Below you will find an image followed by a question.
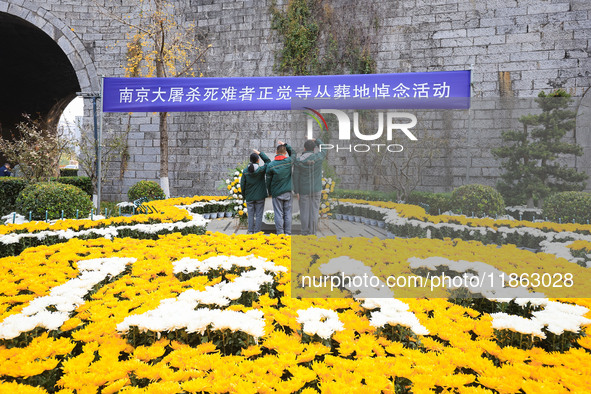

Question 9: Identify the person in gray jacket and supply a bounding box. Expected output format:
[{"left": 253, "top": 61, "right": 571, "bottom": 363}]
[{"left": 293, "top": 138, "right": 326, "bottom": 235}]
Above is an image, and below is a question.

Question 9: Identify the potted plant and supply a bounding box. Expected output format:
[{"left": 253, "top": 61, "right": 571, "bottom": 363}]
[
  {"left": 263, "top": 210, "right": 274, "bottom": 224},
  {"left": 370, "top": 210, "right": 378, "bottom": 226},
  {"left": 216, "top": 204, "right": 225, "bottom": 218},
  {"left": 201, "top": 204, "right": 211, "bottom": 220},
  {"left": 354, "top": 206, "right": 363, "bottom": 223},
  {"left": 362, "top": 208, "right": 371, "bottom": 225},
  {"left": 225, "top": 203, "right": 234, "bottom": 217},
  {"left": 343, "top": 205, "right": 353, "bottom": 221},
  {"left": 349, "top": 206, "right": 356, "bottom": 222},
  {"left": 334, "top": 205, "right": 343, "bottom": 220}
]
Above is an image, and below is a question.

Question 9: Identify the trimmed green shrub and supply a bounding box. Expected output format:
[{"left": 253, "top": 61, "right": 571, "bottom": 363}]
[
  {"left": 450, "top": 184, "right": 505, "bottom": 217},
  {"left": 407, "top": 191, "right": 452, "bottom": 214},
  {"left": 60, "top": 168, "right": 78, "bottom": 177},
  {"left": 543, "top": 191, "right": 591, "bottom": 224},
  {"left": 55, "top": 176, "right": 93, "bottom": 196},
  {"left": 16, "top": 182, "right": 93, "bottom": 220},
  {"left": 333, "top": 189, "right": 397, "bottom": 202},
  {"left": 128, "top": 180, "right": 166, "bottom": 202},
  {"left": 0, "top": 177, "right": 29, "bottom": 216}
]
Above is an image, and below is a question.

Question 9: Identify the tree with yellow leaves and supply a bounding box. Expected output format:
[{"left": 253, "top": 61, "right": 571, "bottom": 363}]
[{"left": 97, "top": 0, "right": 210, "bottom": 197}]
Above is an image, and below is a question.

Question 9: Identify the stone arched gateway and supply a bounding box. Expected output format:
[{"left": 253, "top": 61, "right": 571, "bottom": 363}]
[{"left": 0, "top": 1, "right": 98, "bottom": 139}]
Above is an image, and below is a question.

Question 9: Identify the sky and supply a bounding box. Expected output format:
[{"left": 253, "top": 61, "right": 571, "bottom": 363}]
[{"left": 61, "top": 96, "right": 84, "bottom": 124}]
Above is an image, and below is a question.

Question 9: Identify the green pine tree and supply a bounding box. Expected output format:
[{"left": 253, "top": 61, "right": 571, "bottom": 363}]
[{"left": 492, "top": 89, "right": 587, "bottom": 207}]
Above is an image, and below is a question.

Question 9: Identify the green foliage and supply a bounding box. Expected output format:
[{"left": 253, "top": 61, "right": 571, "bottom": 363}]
[
  {"left": 55, "top": 176, "right": 93, "bottom": 197},
  {"left": 0, "top": 177, "right": 91, "bottom": 217},
  {"left": 493, "top": 89, "right": 587, "bottom": 206},
  {"left": 16, "top": 182, "right": 93, "bottom": 220},
  {"left": 269, "top": 0, "right": 376, "bottom": 76},
  {"left": 0, "top": 177, "right": 29, "bottom": 216},
  {"left": 270, "top": 0, "right": 319, "bottom": 75},
  {"left": 406, "top": 191, "right": 452, "bottom": 214},
  {"left": 127, "top": 180, "right": 166, "bottom": 202},
  {"left": 333, "top": 188, "right": 397, "bottom": 202},
  {"left": 60, "top": 168, "right": 78, "bottom": 177},
  {"left": 543, "top": 191, "right": 591, "bottom": 224},
  {"left": 450, "top": 184, "right": 505, "bottom": 217},
  {"left": 100, "top": 201, "right": 127, "bottom": 217}
]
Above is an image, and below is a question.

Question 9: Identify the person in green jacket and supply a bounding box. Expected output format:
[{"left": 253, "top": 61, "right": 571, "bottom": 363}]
[
  {"left": 240, "top": 149, "right": 271, "bottom": 234},
  {"left": 293, "top": 138, "right": 326, "bottom": 235},
  {"left": 265, "top": 140, "right": 294, "bottom": 235}
]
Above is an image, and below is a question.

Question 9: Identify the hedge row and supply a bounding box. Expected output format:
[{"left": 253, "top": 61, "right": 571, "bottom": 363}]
[
  {"left": 543, "top": 191, "right": 591, "bottom": 225},
  {"left": 333, "top": 187, "right": 591, "bottom": 224},
  {"left": 333, "top": 189, "right": 397, "bottom": 202},
  {"left": 60, "top": 168, "right": 78, "bottom": 177},
  {"left": 0, "top": 178, "right": 28, "bottom": 216},
  {"left": 406, "top": 191, "right": 452, "bottom": 214},
  {"left": 0, "top": 177, "right": 92, "bottom": 217},
  {"left": 55, "top": 176, "right": 93, "bottom": 196},
  {"left": 16, "top": 182, "right": 93, "bottom": 221}
]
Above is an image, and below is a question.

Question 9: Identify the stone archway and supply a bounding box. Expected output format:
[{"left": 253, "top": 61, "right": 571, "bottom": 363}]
[{"left": 0, "top": 2, "right": 98, "bottom": 142}]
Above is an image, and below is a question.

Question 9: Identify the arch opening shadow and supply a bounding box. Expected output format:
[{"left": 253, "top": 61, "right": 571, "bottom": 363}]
[{"left": 0, "top": 12, "right": 80, "bottom": 143}]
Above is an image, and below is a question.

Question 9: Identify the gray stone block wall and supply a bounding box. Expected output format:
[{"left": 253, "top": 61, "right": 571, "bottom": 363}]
[{"left": 2, "top": 0, "right": 590, "bottom": 199}]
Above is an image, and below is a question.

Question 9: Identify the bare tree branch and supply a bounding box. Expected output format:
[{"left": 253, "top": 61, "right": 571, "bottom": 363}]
[{"left": 91, "top": 0, "right": 154, "bottom": 37}]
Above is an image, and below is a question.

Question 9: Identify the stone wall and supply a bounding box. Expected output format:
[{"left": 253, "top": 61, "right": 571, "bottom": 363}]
[{"left": 2, "top": 0, "right": 589, "bottom": 199}]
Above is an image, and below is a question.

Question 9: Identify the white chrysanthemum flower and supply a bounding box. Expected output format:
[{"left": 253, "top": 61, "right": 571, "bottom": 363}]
[{"left": 297, "top": 307, "right": 344, "bottom": 340}]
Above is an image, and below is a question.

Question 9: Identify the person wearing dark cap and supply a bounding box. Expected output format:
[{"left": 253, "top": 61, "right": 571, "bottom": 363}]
[
  {"left": 240, "top": 149, "right": 271, "bottom": 234},
  {"left": 266, "top": 140, "right": 295, "bottom": 235}
]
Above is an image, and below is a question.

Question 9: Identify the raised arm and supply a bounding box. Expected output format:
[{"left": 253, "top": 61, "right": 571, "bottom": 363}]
[{"left": 258, "top": 151, "right": 271, "bottom": 164}]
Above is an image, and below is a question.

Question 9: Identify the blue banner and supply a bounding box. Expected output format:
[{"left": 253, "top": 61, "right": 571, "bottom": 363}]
[{"left": 103, "top": 71, "right": 470, "bottom": 112}]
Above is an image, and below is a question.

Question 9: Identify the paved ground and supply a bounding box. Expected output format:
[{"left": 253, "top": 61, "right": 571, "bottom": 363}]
[
  {"left": 206, "top": 197, "right": 387, "bottom": 238},
  {"left": 206, "top": 216, "right": 388, "bottom": 238}
]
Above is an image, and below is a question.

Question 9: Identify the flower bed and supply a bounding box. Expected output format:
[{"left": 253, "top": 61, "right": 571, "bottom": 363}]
[
  {"left": 2, "top": 193, "right": 591, "bottom": 393},
  {"left": 0, "top": 196, "right": 228, "bottom": 258},
  {"left": 568, "top": 240, "right": 591, "bottom": 267},
  {"left": 339, "top": 199, "right": 591, "bottom": 236},
  {"left": 1, "top": 232, "right": 591, "bottom": 393},
  {"left": 337, "top": 199, "right": 591, "bottom": 265}
]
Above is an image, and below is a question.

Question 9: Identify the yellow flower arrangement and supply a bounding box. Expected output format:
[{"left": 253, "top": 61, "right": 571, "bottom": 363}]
[
  {"left": 0, "top": 232, "right": 590, "bottom": 393},
  {"left": 340, "top": 198, "right": 591, "bottom": 235},
  {"left": 0, "top": 196, "right": 227, "bottom": 236},
  {"left": 568, "top": 240, "right": 591, "bottom": 253}
]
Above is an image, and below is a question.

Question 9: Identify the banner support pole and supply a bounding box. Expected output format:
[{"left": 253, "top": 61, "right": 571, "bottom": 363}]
[
  {"left": 465, "top": 64, "right": 474, "bottom": 184},
  {"left": 98, "top": 76, "right": 104, "bottom": 210}
]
